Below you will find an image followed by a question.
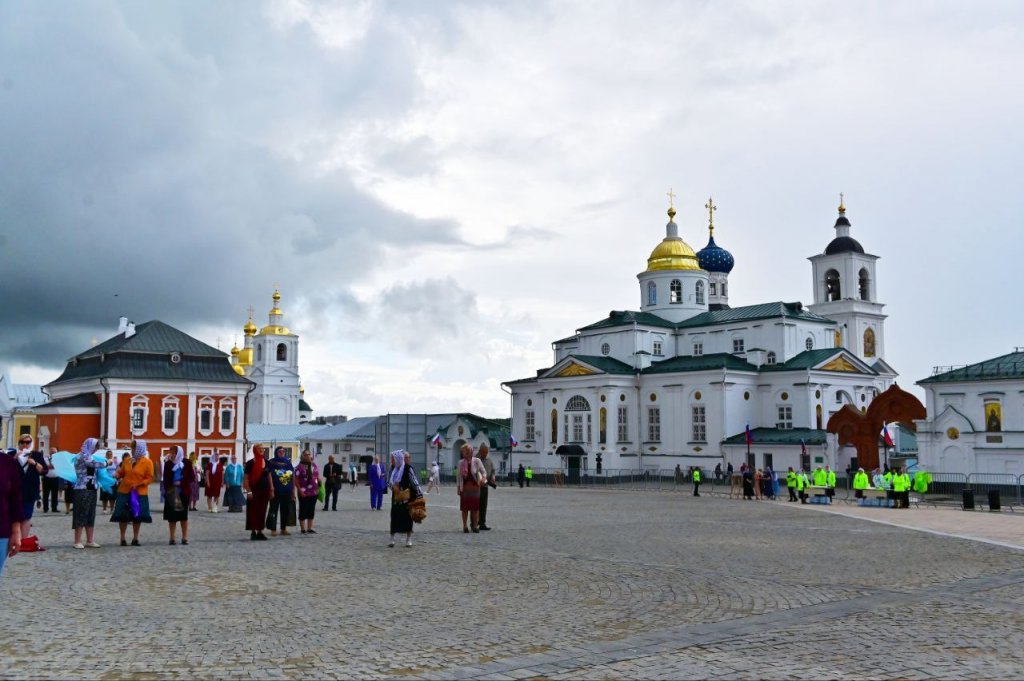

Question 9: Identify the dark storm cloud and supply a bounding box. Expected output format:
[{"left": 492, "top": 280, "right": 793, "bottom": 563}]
[{"left": 0, "top": 1, "right": 463, "bottom": 369}]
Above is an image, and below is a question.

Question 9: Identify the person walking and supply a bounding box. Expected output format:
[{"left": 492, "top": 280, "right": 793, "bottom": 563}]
[
  {"left": 72, "top": 438, "right": 103, "bottom": 549},
  {"left": 426, "top": 461, "right": 441, "bottom": 494},
  {"left": 477, "top": 444, "right": 496, "bottom": 530},
  {"left": 205, "top": 455, "right": 225, "bottom": 513},
  {"left": 692, "top": 466, "right": 702, "bottom": 497},
  {"left": 388, "top": 450, "right": 422, "bottom": 548},
  {"left": 1, "top": 449, "right": 24, "bottom": 578},
  {"left": 786, "top": 467, "right": 798, "bottom": 502},
  {"left": 825, "top": 465, "right": 837, "bottom": 501},
  {"left": 349, "top": 461, "right": 358, "bottom": 489},
  {"left": 368, "top": 455, "right": 386, "bottom": 511},
  {"left": 322, "top": 455, "right": 342, "bottom": 511},
  {"left": 266, "top": 447, "right": 296, "bottom": 537},
  {"left": 457, "top": 444, "right": 486, "bottom": 533},
  {"left": 524, "top": 465, "right": 533, "bottom": 487},
  {"left": 516, "top": 463, "right": 525, "bottom": 489},
  {"left": 162, "top": 447, "right": 194, "bottom": 545},
  {"left": 294, "top": 450, "right": 320, "bottom": 534},
  {"left": 244, "top": 445, "right": 273, "bottom": 541},
  {"left": 798, "top": 469, "right": 810, "bottom": 504},
  {"left": 741, "top": 466, "right": 754, "bottom": 500},
  {"left": 15, "top": 436, "right": 47, "bottom": 551},
  {"left": 188, "top": 452, "right": 201, "bottom": 510},
  {"left": 110, "top": 440, "right": 154, "bottom": 547},
  {"left": 222, "top": 453, "right": 246, "bottom": 513},
  {"left": 42, "top": 448, "right": 60, "bottom": 513}
]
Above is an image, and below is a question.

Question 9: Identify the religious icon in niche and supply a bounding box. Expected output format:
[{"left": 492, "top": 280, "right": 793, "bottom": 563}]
[
  {"left": 984, "top": 402, "right": 1002, "bottom": 432},
  {"left": 863, "top": 328, "right": 876, "bottom": 358}
]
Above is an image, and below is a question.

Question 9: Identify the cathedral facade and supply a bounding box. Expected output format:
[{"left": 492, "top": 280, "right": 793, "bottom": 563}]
[{"left": 504, "top": 197, "right": 896, "bottom": 475}]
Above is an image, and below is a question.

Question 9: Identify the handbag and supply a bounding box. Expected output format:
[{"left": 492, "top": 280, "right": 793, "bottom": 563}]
[
  {"left": 408, "top": 496, "right": 426, "bottom": 523},
  {"left": 393, "top": 488, "right": 410, "bottom": 503}
]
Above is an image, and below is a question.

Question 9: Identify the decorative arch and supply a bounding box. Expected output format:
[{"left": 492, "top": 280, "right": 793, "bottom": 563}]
[
  {"left": 695, "top": 280, "right": 705, "bottom": 304},
  {"left": 276, "top": 342, "right": 287, "bottom": 361},
  {"left": 566, "top": 395, "right": 591, "bottom": 411},
  {"left": 825, "top": 269, "right": 841, "bottom": 301},
  {"left": 826, "top": 383, "right": 925, "bottom": 470},
  {"left": 859, "top": 268, "right": 871, "bottom": 301}
]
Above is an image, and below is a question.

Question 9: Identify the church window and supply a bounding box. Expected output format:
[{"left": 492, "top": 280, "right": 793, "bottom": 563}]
[
  {"left": 863, "top": 328, "right": 876, "bottom": 357},
  {"left": 691, "top": 406, "right": 706, "bottom": 442},
  {"left": 693, "top": 341, "right": 703, "bottom": 356},
  {"left": 220, "top": 409, "right": 232, "bottom": 431},
  {"left": 550, "top": 410, "right": 557, "bottom": 444},
  {"left": 647, "top": 407, "right": 661, "bottom": 442},
  {"left": 653, "top": 341, "right": 663, "bottom": 356},
  {"left": 599, "top": 407, "right": 607, "bottom": 444},
  {"left": 647, "top": 282, "right": 657, "bottom": 305},
  {"left": 161, "top": 396, "right": 179, "bottom": 435},
  {"left": 617, "top": 406, "right": 629, "bottom": 441},
  {"left": 276, "top": 343, "right": 287, "bottom": 362},
  {"left": 732, "top": 338, "right": 745, "bottom": 353},
  {"left": 816, "top": 404, "right": 823, "bottom": 429},
  {"left": 256, "top": 344, "right": 262, "bottom": 362},
  {"left": 825, "top": 269, "right": 841, "bottom": 301},
  {"left": 776, "top": 405, "right": 793, "bottom": 430},
  {"left": 766, "top": 351, "right": 777, "bottom": 365},
  {"left": 131, "top": 408, "right": 145, "bottom": 431},
  {"left": 130, "top": 395, "right": 149, "bottom": 434},
  {"left": 570, "top": 415, "right": 584, "bottom": 442},
  {"left": 566, "top": 395, "right": 591, "bottom": 411},
  {"left": 709, "top": 282, "right": 717, "bottom": 296},
  {"left": 670, "top": 279, "right": 682, "bottom": 304},
  {"left": 601, "top": 343, "right": 610, "bottom": 356},
  {"left": 200, "top": 409, "right": 212, "bottom": 432},
  {"left": 859, "top": 268, "right": 870, "bottom": 301},
  {"left": 695, "top": 281, "right": 704, "bottom": 305},
  {"left": 805, "top": 337, "right": 814, "bottom": 351},
  {"left": 525, "top": 410, "right": 535, "bottom": 440},
  {"left": 721, "top": 282, "right": 727, "bottom": 296}
]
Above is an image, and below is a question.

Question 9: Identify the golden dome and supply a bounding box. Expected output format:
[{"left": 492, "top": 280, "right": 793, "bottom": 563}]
[
  {"left": 230, "top": 345, "right": 240, "bottom": 357},
  {"left": 272, "top": 289, "right": 281, "bottom": 302},
  {"left": 243, "top": 319, "right": 257, "bottom": 335},
  {"left": 232, "top": 364, "right": 245, "bottom": 376},
  {"left": 646, "top": 238, "right": 700, "bottom": 271},
  {"left": 259, "top": 324, "right": 292, "bottom": 336}
]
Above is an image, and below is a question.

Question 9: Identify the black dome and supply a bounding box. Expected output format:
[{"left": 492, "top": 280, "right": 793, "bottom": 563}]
[{"left": 824, "top": 235, "right": 864, "bottom": 255}]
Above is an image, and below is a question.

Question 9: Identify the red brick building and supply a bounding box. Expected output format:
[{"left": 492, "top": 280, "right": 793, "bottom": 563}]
[{"left": 36, "top": 320, "right": 254, "bottom": 466}]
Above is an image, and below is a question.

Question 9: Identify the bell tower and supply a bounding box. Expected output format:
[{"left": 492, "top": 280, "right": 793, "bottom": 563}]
[{"left": 246, "top": 289, "right": 302, "bottom": 424}]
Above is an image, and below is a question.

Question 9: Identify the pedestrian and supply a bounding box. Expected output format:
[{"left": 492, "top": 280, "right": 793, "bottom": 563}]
[
  {"left": 516, "top": 463, "right": 525, "bottom": 489},
  {"left": 754, "top": 468, "right": 763, "bottom": 500},
  {"left": 71, "top": 438, "right": 103, "bottom": 549},
  {"left": 188, "top": 452, "right": 201, "bottom": 510},
  {"left": 798, "top": 469, "right": 810, "bottom": 504},
  {"left": 99, "top": 450, "right": 116, "bottom": 513},
  {"left": 162, "top": 446, "right": 194, "bottom": 545},
  {"left": 726, "top": 462, "right": 734, "bottom": 478},
  {"left": 349, "top": 461, "right": 358, "bottom": 489},
  {"left": 244, "top": 445, "right": 273, "bottom": 541},
  {"left": 714, "top": 462, "right": 722, "bottom": 481},
  {"left": 15, "top": 436, "right": 47, "bottom": 551},
  {"left": 294, "top": 450, "right": 320, "bottom": 534},
  {"left": 388, "top": 450, "right": 422, "bottom": 548},
  {"left": 322, "top": 455, "right": 342, "bottom": 511},
  {"left": 674, "top": 464, "right": 682, "bottom": 485},
  {"left": 457, "top": 444, "right": 486, "bottom": 533},
  {"left": 266, "top": 447, "right": 296, "bottom": 537},
  {"left": 205, "top": 455, "right": 225, "bottom": 513},
  {"left": 110, "top": 440, "right": 154, "bottom": 547},
  {"left": 852, "top": 467, "right": 869, "bottom": 499},
  {"left": 223, "top": 453, "right": 246, "bottom": 512},
  {"left": 1, "top": 449, "right": 24, "bottom": 578},
  {"left": 426, "top": 460, "right": 441, "bottom": 494},
  {"left": 825, "top": 465, "right": 837, "bottom": 501},
  {"left": 769, "top": 467, "right": 779, "bottom": 500},
  {"left": 741, "top": 466, "right": 754, "bottom": 500},
  {"left": 367, "top": 455, "right": 385, "bottom": 511},
  {"left": 477, "top": 444, "right": 496, "bottom": 530},
  {"left": 692, "top": 466, "right": 701, "bottom": 497},
  {"left": 524, "top": 465, "right": 532, "bottom": 487},
  {"left": 786, "top": 467, "right": 798, "bottom": 502},
  {"left": 42, "top": 448, "right": 60, "bottom": 513}
]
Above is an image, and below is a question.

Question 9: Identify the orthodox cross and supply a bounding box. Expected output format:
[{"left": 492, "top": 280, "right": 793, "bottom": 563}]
[
  {"left": 666, "top": 188, "right": 676, "bottom": 209},
  {"left": 705, "top": 196, "right": 717, "bottom": 234},
  {"left": 247, "top": 305, "right": 255, "bottom": 321}
]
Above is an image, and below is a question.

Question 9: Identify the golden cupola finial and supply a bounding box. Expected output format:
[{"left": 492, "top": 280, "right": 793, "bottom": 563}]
[
  {"left": 645, "top": 192, "right": 700, "bottom": 272},
  {"left": 243, "top": 306, "right": 257, "bottom": 336},
  {"left": 838, "top": 192, "right": 846, "bottom": 214}
]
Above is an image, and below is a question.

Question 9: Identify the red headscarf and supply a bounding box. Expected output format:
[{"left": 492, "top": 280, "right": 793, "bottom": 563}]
[{"left": 249, "top": 444, "right": 265, "bottom": 486}]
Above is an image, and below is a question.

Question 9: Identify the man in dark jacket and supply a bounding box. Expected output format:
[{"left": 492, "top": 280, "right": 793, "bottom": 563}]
[{"left": 322, "top": 456, "right": 343, "bottom": 511}]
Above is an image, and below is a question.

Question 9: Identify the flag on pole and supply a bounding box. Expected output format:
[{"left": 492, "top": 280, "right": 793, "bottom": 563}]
[
  {"left": 510, "top": 435, "right": 519, "bottom": 447},
  {"left": 430, "top": 432, "right": 443, "bottom": 447},
  {"left": 880, "top": 422, "right": 895, "bottom": 447},
  {"left": 744, "top": 424, "right": 753, "bottom": 446},
  {"left": 800, "top": 439, "right": 807, "bottom": 456}
]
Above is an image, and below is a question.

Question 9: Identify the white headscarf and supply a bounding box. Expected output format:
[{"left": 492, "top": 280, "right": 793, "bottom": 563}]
[
  {"left": 79, "top": 437, "right": 99, "bottom": 458},
  {"left": 389, "top": 449, "right": 406, "bottom": 486},
  {"left": 172, "top": 446, "right": 185, "bottom": 472}
]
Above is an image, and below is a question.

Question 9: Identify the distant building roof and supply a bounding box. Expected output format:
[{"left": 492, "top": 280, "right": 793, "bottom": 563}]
[
  {"left": 722, "top": 427, "right": 828, "bottom": 446},
  {"left": 12, "top": 384, "right": 46, "bottom": 407},
  {"left": 299, "top": 399, "right": 313, "bottom": 412},
  {"left": 920, "top": 350, "right": 1024, "bottom": 384},
  {"left": 246, "top": 423, "right": 325, "bottom": 442},
  {"left": 35, "top": 393, "right": 101, "bottom": 410},
  {"left": 304, "top": 416, "right": 379, "bottom": 441}
]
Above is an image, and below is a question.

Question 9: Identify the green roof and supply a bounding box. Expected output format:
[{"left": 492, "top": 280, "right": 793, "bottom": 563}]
[
  {"left": 675, "top": 302, "right": 835, "bottom": 329},
  {"left": 643, "top": 353, "right": 756, "bottom": 374},
  {"left": 920, "top": 350, "right": 1024, "bottom": 384},
  {"left": 577, "top": 310, "right": 677, "bottom": 332},
  {"left": 299, "top": 399, "right": 312, "bottom": 412},
  {"left": 722, "top": 427, "right": 827, "bottom": 446},
  {"left": 759, "top": 348, "right": 876, "bottom": 375}
]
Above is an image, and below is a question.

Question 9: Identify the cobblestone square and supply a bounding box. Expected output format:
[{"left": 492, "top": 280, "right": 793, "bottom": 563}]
[{"left": 2, "top": 486, "right": 1023, "bottom": 679}]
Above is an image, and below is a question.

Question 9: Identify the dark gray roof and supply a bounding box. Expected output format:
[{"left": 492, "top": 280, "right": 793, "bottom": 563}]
[
  {"left": 76, "top": 320, "right": 224, "bottom": 360},
  {"left": 36, "top": 393, "right": 101, "bottom": 410}
]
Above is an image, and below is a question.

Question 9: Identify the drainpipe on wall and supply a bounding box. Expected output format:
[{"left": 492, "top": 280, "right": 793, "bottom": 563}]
[
  {"left": 243, "top": 381, "right": 256, "bottom": 462},
  {"left": 100, "top": 378, "right": 109, "bottom": 446}
]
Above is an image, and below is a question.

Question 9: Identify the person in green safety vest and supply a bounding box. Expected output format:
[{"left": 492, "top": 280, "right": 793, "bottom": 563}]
[
  {"left": 912, "top": 469, "right": 932, "bottom": 495},
  {"left": 786, "top": 467, "right": 797, "bottom": 502},
  {"left": 692, "top": 467, "right": 701, "bottom": 497},
  {"left": 813, "top": 466, "right": 826, "bottom": 487},
  {"left": 897, "top": 467, "right": 912, "bottom": 509},
  {"left": 797, "top": 470, "right": 809, "bottom": 504},
  {"left": 524, "top": 466, "right": 533, "bottom": 488},
  {"left": 852, "top": 468, "right": 869, "bottom": 499},
  {"left": 825, "top": 466, "right": 837, "bottom": 500}
]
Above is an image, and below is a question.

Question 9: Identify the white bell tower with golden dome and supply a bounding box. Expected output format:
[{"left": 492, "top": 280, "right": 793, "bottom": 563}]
[
  {"left": 636, "top": 196, "right": 711, "bottom": 324},
  {"left": 236, "top": 289, "right": 303, "bottom": 424}
]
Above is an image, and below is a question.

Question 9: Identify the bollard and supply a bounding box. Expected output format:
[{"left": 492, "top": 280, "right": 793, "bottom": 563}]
[
  {"left": 988, "top": 489, "right": 1001, "bottom": 512},
  {"left": 962, "top": 489, "right": 974, "bottom": 510}
]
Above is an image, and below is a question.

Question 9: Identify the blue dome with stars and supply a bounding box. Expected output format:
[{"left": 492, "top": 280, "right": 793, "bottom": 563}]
[{"left": 697, "top": 235, "right": 734, "bottom": 274}]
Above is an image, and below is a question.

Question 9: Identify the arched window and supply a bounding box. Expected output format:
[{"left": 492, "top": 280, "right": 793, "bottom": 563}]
[
  {"left": 863, "top": 328, "right": 876, "bottom": 357},
  {"left": 566, "top": 395, "right": 591, "bottom": 411},
  {"left": 695, "top": 281, "right": 705, "bottom": 304},
  {"left": 721, "top": 282, "right": 727, "bottom": 296},
  {"left": 669, "top": 279, "right": 682, "bottom": 304},
  {"left": 766, "top": 351, "right": 776, "bottom": 365},
  {"left": 599, "top": 407, "right": 607, "bottom": 444},
  {"left": 816, "top": 404, "right": 823, "bottom": 429},
  {"left": 256, "top": 344, "right": 262, "bottom": 362},
  {"left": 550, "top": 409, "right": 558, "bottom": 444},
  {"left": 709, "top": 282, "right": 716, "bottom": 296},
  {"left": 805, "top": 337, "right": 814, "bottom": 351},
  {"left": 825, "top": 269, "right": 841, "bottom": 301},
  {"left": 859, "top": 268, "right": 870, "bottom": 301},
  {"left": 276, "top": 343, "right": 287, "bottom": 362},
  {"left": 647, "top": 281, "right": 657, "bottom": 305}
]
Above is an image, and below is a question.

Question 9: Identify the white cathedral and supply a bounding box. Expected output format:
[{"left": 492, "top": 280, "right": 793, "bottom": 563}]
[
  {"left": 504, "top": 197, "right": 897, "bottom": 475},
  {"left": 230, "top": 290, "right": 312, "bottom": 425}
]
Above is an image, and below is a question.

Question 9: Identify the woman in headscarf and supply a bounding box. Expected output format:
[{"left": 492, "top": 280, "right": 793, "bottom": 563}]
[
  {"left": 72, "top": 437, "right": 103, "bottom": 549},
  {"left": 188, "top": 452, "right": 201, "bottom": 510},
  {"left": 162, "top": 447, "right": 195, "bottom": 545},
  {"left": 456, "top": 444, "right": 486, "bottom": 533},
  {"left": 294, "top": 450, "right": 320, "bottom": 534},
  {"left": 100, "top": 450, "right": 116, "bottom": 513},
  {"left": 243, "top": 445, "right": 273, "bottom": 540},
  {"left": 222, "top": 453, "right": 246, "bottom": 513},
  {"left": 110, "top": 440, "right": 154, "bottom": 546},
  {"left": 388, "top": 450, "right": 422, "bottom": 547},
  {"left": 205, "top": 454, "right": 225, "bottom": 513},
  {"left": 266, "top": 447, "right": 296, "bottom": 537}
]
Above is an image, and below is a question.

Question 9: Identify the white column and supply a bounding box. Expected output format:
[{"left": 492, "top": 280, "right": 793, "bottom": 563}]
[
  {"left": 107, "top": 392, "right": 119, "bottom": 445},
  {"left": 187, "top": 393, "right": 197, "bottom": 454}
]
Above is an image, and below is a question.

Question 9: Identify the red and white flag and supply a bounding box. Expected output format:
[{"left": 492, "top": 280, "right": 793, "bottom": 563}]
[
  {"left": 430, "top": 432, "right": 443, "bottom": 447},
  {"left": 880, "top": 422, "right": 895, "bottom": 447}
]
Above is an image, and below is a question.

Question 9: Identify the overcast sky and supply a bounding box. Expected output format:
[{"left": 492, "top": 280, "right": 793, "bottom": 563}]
[{"left": 2, "top": 1, "right": 1022, "bottom": 418}]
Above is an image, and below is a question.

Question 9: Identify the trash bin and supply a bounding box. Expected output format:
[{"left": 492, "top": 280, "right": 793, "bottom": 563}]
[
  {"left": 988, "top": 489, "right": 1001, "bottom": 512},
  {"left": 962, "top": 489, "right": 974, "bottom": 510}
]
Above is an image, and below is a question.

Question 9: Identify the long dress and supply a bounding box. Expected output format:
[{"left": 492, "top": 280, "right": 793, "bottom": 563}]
[
  {"left": 162, "top": 460, "right": 194, "bottom": 522},
  {"left": 245, "top": 459, "right": 272, "bottom": 532},
  {"left": 205, "top": 463, "right": 225, "bottom": 499},
  {"left": 390, "top": 466, "right": 421, "bottom": 535}
]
